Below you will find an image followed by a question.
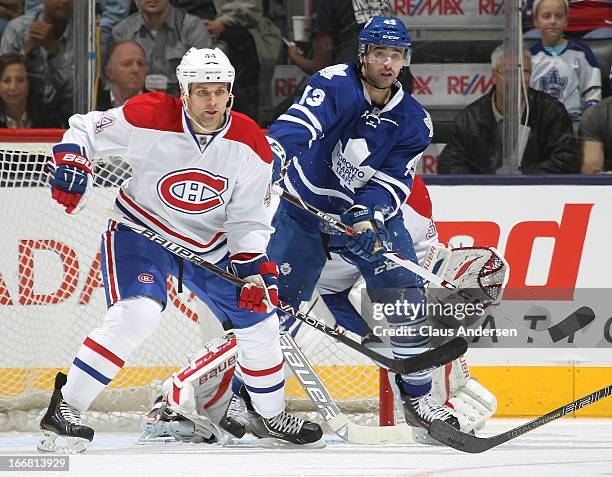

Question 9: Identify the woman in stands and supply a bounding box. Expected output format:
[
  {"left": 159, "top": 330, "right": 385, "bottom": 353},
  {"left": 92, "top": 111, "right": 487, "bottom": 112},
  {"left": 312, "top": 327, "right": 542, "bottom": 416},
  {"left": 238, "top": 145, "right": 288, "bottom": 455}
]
[{"left": 0, "top": 53, "right": 63, "bottom": 128}]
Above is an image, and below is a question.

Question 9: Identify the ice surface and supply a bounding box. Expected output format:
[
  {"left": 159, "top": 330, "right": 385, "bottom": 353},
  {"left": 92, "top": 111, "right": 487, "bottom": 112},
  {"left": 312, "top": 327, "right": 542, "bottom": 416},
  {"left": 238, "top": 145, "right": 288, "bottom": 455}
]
[{"left": 0, "top": 419, "right": 610, "bottom": 477}]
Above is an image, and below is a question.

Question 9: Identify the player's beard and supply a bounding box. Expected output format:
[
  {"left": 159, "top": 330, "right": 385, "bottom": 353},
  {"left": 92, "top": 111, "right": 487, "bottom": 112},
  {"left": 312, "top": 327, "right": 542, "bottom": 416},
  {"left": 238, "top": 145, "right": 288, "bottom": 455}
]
[
  {"left": 362, "top": 63, "right": 396, "bottom": 91},
  {"left": 182, "top": 95, "right": 233, "bottom": 134}
]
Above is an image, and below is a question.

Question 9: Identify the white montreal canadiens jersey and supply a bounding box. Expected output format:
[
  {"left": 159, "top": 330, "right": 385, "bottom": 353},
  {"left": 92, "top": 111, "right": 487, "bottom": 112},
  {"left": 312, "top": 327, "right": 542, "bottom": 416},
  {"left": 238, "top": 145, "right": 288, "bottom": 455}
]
[
  {"left": 529, "top": 40, "right": 601, "bottom": 120},
  {"left": 267, "top": 63, "right": 433, "bottom": 219},
  {"left": 59, "top": 92, "right": 274, "bottom": 263},
  {"left": 317, "top": 175, "right": 438, "bottom": 294}
]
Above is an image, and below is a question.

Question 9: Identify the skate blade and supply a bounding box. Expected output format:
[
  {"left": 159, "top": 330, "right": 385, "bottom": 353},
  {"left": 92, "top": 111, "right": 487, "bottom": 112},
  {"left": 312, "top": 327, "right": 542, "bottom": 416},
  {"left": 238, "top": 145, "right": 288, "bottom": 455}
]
[
  {"left": 136, "top": 429, "right": 175, "bottom": 445},
  {"left": 255, "top": 437, "right": 326, "bottom": 449},
  {"left": 37, "top": 430, "right": 88, "bottom": 454}
]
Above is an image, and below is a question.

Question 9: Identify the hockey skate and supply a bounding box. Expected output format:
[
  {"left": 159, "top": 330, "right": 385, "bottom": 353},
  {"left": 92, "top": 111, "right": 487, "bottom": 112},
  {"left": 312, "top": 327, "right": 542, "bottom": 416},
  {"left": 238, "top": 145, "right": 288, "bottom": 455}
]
[
  {"left": 219, "top": 392, "right": 250, "bottom": 438},
  {"left": 38, "top": 372, "right": 94, "bottom": 454},
  {"left": 395, "top": 375, "right": 460, "bottom": 431},
  {"left": 239, "top": 386, "right": 323, "bottom": 447},
  {"left": 139, "top": 395, "right": 219, "bottom": 444}
]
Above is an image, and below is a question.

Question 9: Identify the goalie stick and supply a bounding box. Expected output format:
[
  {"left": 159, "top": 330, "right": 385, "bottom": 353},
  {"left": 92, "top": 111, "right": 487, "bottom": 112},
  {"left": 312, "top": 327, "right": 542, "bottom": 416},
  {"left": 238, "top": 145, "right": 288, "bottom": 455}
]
[
  {"left": 85, "top": 200, "right": 467, "bottom": 375},
  {"left": 273, "top": 186, "right": 595, "bottom": 345},
  {"left": 280, "top": 333, "right": 415, "bottom": 444},
  {"left": 428, "top": 384, "right": 612, "bottom": 453}
]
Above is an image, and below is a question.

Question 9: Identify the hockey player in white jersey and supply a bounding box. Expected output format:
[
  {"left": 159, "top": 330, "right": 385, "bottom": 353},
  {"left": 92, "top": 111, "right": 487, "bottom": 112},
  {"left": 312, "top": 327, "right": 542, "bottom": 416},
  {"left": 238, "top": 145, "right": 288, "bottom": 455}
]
[
  {"left": 265, "top": 16, "right": 460, "bottom": 432},
  {"left": 38, "top": 47, "right": 322, "bottom": 453}
]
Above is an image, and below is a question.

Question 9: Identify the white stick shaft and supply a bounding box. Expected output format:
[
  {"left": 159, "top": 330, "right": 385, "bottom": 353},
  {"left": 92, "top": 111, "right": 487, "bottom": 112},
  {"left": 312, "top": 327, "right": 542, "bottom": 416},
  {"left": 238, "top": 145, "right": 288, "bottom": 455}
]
[
  {"left": 280, "top": 333, "right": 414, "bottom": 444},
  {"left": 383, "top": 252, "right": 450, "bottom": 288}
]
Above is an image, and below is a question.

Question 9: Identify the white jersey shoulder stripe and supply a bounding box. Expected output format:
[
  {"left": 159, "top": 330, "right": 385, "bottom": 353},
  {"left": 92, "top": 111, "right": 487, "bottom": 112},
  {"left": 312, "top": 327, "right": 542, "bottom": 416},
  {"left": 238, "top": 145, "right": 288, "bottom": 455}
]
[
  {"left": 288, "top": 104, "right": 323, "bottom": 132},
  {"left": 293, "top": 158, "right": 353, "bottom": 203},
  {"left": 277, "top": 113, "right": 318, "bottom": 147}
]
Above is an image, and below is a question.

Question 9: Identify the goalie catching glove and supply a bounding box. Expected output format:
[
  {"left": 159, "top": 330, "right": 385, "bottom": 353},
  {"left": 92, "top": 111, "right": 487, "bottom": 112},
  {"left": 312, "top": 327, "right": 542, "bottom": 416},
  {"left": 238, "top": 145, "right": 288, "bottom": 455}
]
[
  {"left": 341, "top": 206, "right": 390, "bottom": 261},
  {"left": 48, "top": 144, "right": 93, "bottom": 214},
  {"left": 230, "top": 253, "right": 279, "bottom": 314},
  {"left": 423, "top": 245, "right": 509, "bottom": 322}
]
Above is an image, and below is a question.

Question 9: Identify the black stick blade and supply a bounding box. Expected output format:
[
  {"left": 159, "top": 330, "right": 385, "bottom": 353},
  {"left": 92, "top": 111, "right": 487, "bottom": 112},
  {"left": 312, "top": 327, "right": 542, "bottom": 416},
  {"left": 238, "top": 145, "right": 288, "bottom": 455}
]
[
  {"left": 395, "top": 337, "right": 468, "bottom": 374},
  {"left": 429, "top": 420, "right": 495, "bottom": 453},
  {"left": 547, "top": 306, "right": 595, "bottom": 343}
]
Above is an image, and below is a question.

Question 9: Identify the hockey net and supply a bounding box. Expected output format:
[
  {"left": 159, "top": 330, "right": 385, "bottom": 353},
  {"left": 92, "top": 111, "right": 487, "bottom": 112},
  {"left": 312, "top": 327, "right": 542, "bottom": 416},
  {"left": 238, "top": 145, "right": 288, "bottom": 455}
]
[{"left": 0, "top": 129, "right": 391, "bottom": 432}]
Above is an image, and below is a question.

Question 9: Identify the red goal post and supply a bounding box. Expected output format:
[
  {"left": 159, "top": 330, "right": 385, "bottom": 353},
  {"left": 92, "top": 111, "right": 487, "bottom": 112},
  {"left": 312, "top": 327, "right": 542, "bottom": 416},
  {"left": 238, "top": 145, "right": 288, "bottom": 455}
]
[{"left": 0, "top": 128, "right": 394, "bottom": 430}]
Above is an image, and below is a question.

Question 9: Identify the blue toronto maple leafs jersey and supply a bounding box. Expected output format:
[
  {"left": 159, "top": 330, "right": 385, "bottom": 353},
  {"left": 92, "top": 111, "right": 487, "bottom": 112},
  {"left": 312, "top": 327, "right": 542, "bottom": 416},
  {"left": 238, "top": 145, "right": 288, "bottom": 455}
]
[
  {"left": 267, "top": 63, "right": 433, "bottom": 219},
  {"left": 529, "top": 40, "right": 601, "bottom": 120}
]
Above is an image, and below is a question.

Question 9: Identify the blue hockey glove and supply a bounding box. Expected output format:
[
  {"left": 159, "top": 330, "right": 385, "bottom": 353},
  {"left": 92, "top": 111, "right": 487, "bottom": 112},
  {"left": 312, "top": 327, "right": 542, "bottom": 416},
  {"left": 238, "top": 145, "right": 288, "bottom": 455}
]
[
  {"left": 48, "top": 146, "right": 93, "bottom": 214},
  {"left": 230, "top": 253, "right": 279, "bottom": 314},
  {"left": 340, "top": 206, "right": 390, "bottom": 262}
]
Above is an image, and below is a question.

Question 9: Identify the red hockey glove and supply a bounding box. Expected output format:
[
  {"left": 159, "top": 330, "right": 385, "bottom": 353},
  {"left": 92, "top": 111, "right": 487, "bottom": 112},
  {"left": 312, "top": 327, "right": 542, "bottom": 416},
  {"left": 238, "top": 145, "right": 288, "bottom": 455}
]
[{"left": 230, "top": 253, "right": 279, "bottom": 314}]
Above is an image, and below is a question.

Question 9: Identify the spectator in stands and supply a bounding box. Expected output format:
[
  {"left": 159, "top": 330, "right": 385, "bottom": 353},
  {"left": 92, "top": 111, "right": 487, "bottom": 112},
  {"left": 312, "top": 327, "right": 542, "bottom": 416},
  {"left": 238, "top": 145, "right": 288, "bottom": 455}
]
[
  {"left": 112, "top": 0, "right": 212, "bottom": 97},
  {"left": 438, "top": 45, "right": 579, "bottom": 174},
  {"left": 288, "top": 0, "right": 393, "bottom": 75},
  {"left": 0, "top": 53, "right": 62, "bottom": 127},
  {"left": 0, "top": 0, "right": 74, "bottom": 119},
  {"left": 529, "top": 0, "right": 601, "bottom": 120},
  {"left": 524, "top": 0, "right": 612, "bottom": 38},
  {"left": 0, "top": 1, "right": 22, "bottom": 39},
  {"left": 25, "top": 0, "right": 132, "bottom": 44},
  {"left": 170, "top": 0, "right": 217, "bottom": 20},
  {"left": 98, "top": 40, "right": 147, "bottom": 110},
  {"left": 202, "top": 0, "right": 281, "bottom": 121},
  {"left": 579, "top": 96, "right": 612, "bottom": 172},
  {"left": 272, "top": 0, "right": 411, "bottom": 122}
]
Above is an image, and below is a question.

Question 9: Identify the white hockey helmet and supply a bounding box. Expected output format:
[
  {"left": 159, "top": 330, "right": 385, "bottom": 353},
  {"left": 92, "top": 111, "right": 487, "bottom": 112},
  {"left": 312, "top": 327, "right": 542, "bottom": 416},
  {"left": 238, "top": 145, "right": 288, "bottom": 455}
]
[{"left": 176, "top": 47, "right": 235, "bottom": 95}]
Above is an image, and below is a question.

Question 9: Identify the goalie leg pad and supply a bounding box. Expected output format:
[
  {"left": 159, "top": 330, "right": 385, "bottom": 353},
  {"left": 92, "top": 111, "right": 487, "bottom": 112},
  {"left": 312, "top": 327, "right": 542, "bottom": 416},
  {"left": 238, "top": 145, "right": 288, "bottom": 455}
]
[
  {"left": 140, "top": 395, "right": 220, "bottom": 444},
  {"left": 167, "top": 333, "right": 238, "bottom": 413},
  {"left": 233, "top": 314, "right": 285, "bottom": 418},
  {"left": 431, "top": 355, "right": 497, "bottom": 433},
  {"left": 62, "top": 296, "right": 162, "bottom": 411},
  {"left": 142, "top": 334, "right": 239, "bottom": 443}
]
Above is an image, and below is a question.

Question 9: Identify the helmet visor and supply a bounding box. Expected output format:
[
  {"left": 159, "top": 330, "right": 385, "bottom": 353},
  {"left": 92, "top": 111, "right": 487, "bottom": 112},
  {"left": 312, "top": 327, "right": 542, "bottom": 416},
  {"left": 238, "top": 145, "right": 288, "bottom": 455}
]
[{"left": 364, "top": 45, "right": 411, "bottom": 67}]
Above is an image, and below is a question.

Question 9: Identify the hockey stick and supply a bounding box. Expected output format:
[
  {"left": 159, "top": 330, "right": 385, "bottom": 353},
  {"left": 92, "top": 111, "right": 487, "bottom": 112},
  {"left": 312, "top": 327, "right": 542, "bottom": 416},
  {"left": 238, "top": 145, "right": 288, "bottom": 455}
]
[
  {"left": 272, "top": 185, "right": 460, "bottom": 289},
  {"left": 428, "top": 384, "right": 612, "bottom": 453},
  {"left": 86, "top": 200, "right": 467, "bottom": 375},
  {"left": 280, "top": 333, "right": 415, "bottom": 444},
  {"left": 273, "top": 186, "right": 596, "bottom": 345}
]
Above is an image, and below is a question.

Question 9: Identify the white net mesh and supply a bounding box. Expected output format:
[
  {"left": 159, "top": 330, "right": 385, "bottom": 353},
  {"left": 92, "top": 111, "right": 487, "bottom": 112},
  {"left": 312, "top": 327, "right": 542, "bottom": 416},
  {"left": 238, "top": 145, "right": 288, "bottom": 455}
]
[{"left": 0, "top": 136, "right": 386, "bottom": 431}]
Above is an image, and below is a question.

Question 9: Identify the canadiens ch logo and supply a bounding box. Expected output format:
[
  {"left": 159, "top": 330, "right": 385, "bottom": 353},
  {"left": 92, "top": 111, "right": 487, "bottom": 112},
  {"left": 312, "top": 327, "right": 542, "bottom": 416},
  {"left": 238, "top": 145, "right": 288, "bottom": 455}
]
[
  {"left": 158, "top": 168, "right": 228, "bottom": 214},
  {"left": 138, "top": 273, "right": 154, "bottom": 283}
]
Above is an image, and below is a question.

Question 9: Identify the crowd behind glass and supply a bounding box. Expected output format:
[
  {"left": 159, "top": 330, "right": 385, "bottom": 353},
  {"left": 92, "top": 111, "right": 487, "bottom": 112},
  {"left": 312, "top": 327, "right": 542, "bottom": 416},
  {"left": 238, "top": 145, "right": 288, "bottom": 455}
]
[{"left": 0, "top": 0, "right": 610, "bottom": 174}]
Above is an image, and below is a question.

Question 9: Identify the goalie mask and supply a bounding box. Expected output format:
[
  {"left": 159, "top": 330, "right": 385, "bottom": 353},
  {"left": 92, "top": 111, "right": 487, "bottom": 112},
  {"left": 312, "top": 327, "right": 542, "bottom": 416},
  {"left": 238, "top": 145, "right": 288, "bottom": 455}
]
[{"left": 176, "top": 48, "right": 236, "bottom": 133}]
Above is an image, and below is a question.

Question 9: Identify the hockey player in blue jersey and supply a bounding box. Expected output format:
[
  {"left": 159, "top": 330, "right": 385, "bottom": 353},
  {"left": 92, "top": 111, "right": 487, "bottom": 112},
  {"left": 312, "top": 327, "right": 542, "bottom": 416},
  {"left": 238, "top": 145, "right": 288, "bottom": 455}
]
[{"left": 261, "top": 16, "right": 460, "bottom": 432}]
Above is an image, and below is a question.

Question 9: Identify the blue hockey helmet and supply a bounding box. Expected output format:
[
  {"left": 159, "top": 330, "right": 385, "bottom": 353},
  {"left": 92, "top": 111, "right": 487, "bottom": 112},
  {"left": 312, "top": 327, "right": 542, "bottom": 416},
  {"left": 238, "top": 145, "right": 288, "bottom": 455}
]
[{"left": 358, "top": 16, "right": 412, "bottom": 66}]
